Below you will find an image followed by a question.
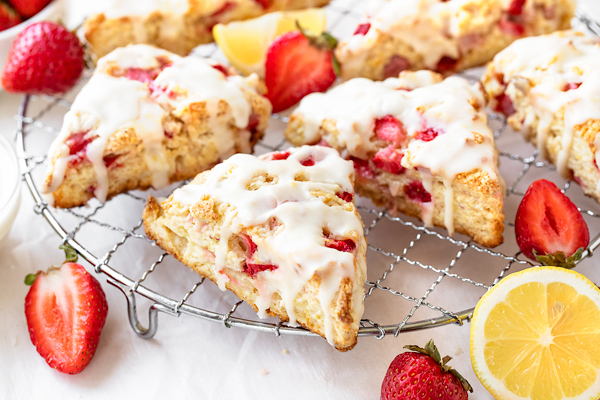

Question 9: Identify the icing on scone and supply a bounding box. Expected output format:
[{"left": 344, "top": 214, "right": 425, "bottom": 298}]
[
  {"left": 485, "top": 31, "right": 600, "bottom": 178},
  {"left": 170, "top": 145, "right": 366, "bottom": 345},
  {"left": 43, "top": 44, "right": 262, "bottom": 205},
  {"left": 291, "top": 71, "right": 497, "bottom": 235}
]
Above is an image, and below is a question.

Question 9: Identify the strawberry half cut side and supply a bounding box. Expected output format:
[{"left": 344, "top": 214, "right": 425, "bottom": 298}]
[
  {"left": 24, "top": 246, "right": 108, "bottom": 374},
  {"left": 515, "top": 179, "right": 590, "bottom": 267},
  {"left": 265, "top": 26, "right": 338, "bottom": 113}
]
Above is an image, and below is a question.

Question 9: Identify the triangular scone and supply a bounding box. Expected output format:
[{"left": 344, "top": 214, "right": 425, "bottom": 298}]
[
  {"left": 335, "top": 0, "right": 574, "bottom": 81},
  {"left": 483, "top": 30, "right": 600, "bottom": 204},
  {"left": 143, "top": 145, "right": 367, "bottom": 351},
  {"left": 285, "top": 70, "right": 504, "bottom": 247},
  {"left": 42, "top": 44, "right": 271, "bottom": 208},
  {"left": 83, "top": 0, "right": 332, "bottom": 58}
]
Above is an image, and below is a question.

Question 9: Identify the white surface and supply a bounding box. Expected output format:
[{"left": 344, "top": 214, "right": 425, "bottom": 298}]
[
  {"left": 1, "top": 1, "right": 600, "bottom": 399},
  {"left": 0, "top": 134, "right": 20, "bottom": 246}
]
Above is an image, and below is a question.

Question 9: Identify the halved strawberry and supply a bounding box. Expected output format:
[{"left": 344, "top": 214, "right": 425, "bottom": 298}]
[
  {"left": 9, "top": 0, "right": 52, "bottom": 18},
  {"left": 24, "top": 245, "right": 108, "bottom": 374},
  {"left": 515, "top": 179, "right": 590, "bottom": 267},
  {"left": 265, "top": 28, "right": 337, "bottom": 113}
]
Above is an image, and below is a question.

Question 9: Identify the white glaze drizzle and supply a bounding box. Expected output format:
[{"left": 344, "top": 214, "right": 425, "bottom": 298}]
[
  {"left": 292, "top": 71, "right": 497, "bottom": 235},
  {"left": 488, "top": 31, "right": 600, "bottom": 178},
  {"left": 44, "top": 44, "right": 262, "bottom": 204},
  {"left": 337, "top": 0, "right": 537, "bottom": 74},
  {"left": 170, "top": 146, "right": 366, "bottom": 346}
]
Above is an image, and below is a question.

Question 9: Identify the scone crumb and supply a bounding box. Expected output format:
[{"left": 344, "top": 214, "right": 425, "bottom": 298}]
[
  {"left": 260, "top": 368, "right": 269, "bottom": 376},
  {"left": 282, "top": 349, "right": 289, "bottom": 355}
]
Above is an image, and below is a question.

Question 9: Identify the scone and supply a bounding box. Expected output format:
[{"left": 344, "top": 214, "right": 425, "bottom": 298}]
[
  {"left": 143, "top": 145, "right": 367, "bottom": 351},
  {"left": 42, "top": 44, "right": 271, "bottom": 208},
  {"left": 84, "top": 0, "right": 332, "bottom": 59},
  {"left": 336, "top": 0, "right": 574, "bottom": 81},
  {"left": 285, "top": 71, "right": 505, "bottom": 247},
  {"left": 482, "top": 30, "right": 600, "bottom": 203}
]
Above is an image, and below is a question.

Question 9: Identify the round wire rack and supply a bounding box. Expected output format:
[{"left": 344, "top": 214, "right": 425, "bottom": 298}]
[{"left": 13, "top": 0, "right": 600, "bottom": 344}]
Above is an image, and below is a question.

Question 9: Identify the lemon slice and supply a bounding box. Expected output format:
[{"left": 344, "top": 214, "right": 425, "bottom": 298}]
[
  {"left": 470, "top": 267, "right": 600, "bottom": 400},
  {"left": 213, "top": 8, "right": 327, "bottom": 76}
]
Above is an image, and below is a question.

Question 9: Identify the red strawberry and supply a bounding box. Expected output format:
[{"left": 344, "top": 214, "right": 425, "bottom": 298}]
[
  {"left": 325, "top": 238, "right": 356, "bottom": 253},
  {"left": 381, "top": 340, "right": 472, "bottom": 400},
  {"left": 373, "top": 146, "right": 405, "bottom": 174},
  {"left": 9, "top": 0, "right": 52, "bottom": 18},
  {"left": 1, "top": 21, "right": 84, "bottom": 94},
  {"left": 515, "top": 179, "right": 589, "bottom": 267},
  {"left": 244, "top": 262, "right": 278, "bottom": 277},
  {"left": 265, "top": 28, "right": 337, "bottom": 113},
  {"left": 24, "top": 245, "right": 108, "bottom": 374},
  {"left": 0, "top": 2, "right": 21, "bottom": 32},
  {"left": 374, "top": 115, "right": 405, "bottom": 146}
]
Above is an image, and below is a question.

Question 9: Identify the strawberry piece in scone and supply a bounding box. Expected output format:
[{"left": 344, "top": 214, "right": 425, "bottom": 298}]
[
  {"left": 42, "top": 44, "right": 271, "bottom": 208},
  {"left": 286, "top": 70, "right": 504, "bottom": 247},
  {"left": 143, "top": 145, "right": 367, "bottom": 351}
]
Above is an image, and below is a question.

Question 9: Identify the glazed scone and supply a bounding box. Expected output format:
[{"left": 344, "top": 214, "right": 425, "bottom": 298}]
[
  {"left": 285, "top": 71, "right": 505, "bottom": 247},
  {"left": 483, "top": 30, "right": 600, "bottom": 203},
  {"left": 84, "top": 0, "right": 331, "bottom": 59},
  {"left": 143, "top": 145, "right": 367, "bottom": 351},
  {"left": 336, "top": 0, "right": 574, "bottom": 81},
  {"left": 42, "top": 44, "right": 271, "bottom": 208}
]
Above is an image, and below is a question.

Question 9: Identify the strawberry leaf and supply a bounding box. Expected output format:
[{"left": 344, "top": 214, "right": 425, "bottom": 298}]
[
  {"left": 59, "top": 243, "right": 79, "bottom": 263},
  {"left": 24, "top": 272, "right": 40, "bottom": 286},
  {"left": 534, "top": 247, "right": 584, "bottom": 269}
]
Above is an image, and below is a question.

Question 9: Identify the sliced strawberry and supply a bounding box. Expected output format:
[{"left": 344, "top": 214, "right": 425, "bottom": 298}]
[
  {"left": 383, "top": 55, "right": 410, "bottom": 79},
  {"left": 353, "top": 23, "right": 371, "bottom": 36},
  {"left": 404, "top": 181, "right": 432, "bottom": 203},
  {"left": 374, "top": 115, "right": 405, "bottom": 146},
  {"left": 240, "top": 233, "right": 258, "bottom": 257},
  {"left": 515, "top": 179, "right": 590, "bottom": 266},
  {"left": 211, "top": 63, "right": 230, "bottom": 76},
  {"left": 494, "top": 93, "right": 516, "bottom": 116},
  {"left": 1, "top": 22, "right": 84, "bottom": 94},
  {"left": 103, "top": 154, "right": 121, "bottom": 168},
  {"left": 351, "top": 157, "right": 375, "bottom": 179},
  {"left": 507, "top": 0, "right": 527, "bottom": 15},
  {"left": 436, "top": 56, "right": 459, "bottom": 73},
  {"left": 266, "top": 151, "right": 291, "bottom": 161},
  {"left": 253, "top": 0, "right": 271, "bottom": 9},
  {"left": 562, "top": 82, "right": 581, "bottom": 91},
  {"left": 24, "top": 246, "right": 108, "bottom": 374},
  {"left": 300, "top": 155, "right": 315, "bottom": 166},
  {"left": 373, "top": 146, "right": 405, "bottom": 175},
  {"left": 244, "top": 262, "right": 278, "bottom": 278},
  {"left": 336, "top": 191, "right": 353, "bottom": 202},
  {"left": 0, "top": 2, "right": 22, "bottom": 32},
  {"left": 499, "top": 16, "right": 525, "bottom": 36},
  {"left": 325, "top": 238, "right": 356, "bottom": 253},
  {"left": 265, "top": 30, "right": 337, "bottom": 113},
  {"left": 416, "top": 127, "right": 442, "bottom": 142}
]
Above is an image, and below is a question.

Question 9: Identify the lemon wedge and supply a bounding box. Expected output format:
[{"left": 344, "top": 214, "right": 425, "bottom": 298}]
[
  {"left": 213, "top": 8, "right": 327, "bottom": 76},
  {"left": 470, "top": 266, "right": 600, "bottom": 400}
]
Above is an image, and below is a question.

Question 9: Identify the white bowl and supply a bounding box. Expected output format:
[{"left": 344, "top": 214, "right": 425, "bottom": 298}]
[
  {"left": 0, "top": 0, "right": 64, "bottom": 79},
  {"left": 0, "top": 134, "right": 20, "bottom": 248}
]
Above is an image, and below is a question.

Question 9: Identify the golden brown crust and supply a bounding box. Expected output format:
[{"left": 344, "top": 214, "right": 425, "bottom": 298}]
[
  {"left": 143, "top": 192, "right": 364, "bottom": 351},
  {"left": 336, "top": 0, "right": 574, "bottom": 81},
  {"left": 84, "top": 0, "right": 332, "bottom": 58},
  {"left": 47, "top": 90, "right": 271, "bottom": 208}
]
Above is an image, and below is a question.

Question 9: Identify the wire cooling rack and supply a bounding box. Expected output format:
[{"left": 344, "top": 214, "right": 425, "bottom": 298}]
[{"left": 14, "top": 0, "right": 600, "bottom": 344}]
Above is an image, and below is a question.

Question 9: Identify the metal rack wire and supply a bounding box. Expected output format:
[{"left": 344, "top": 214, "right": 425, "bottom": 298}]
[{"left": 14, "top": 0, "right": 600, "bottom": 343}]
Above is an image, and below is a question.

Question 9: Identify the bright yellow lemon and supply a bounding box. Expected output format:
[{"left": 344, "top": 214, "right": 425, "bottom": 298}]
[
  {"left": 213, "top": 9, "right": 327, "bottom": 76},
  {"left": 470, "top": 267, "right": 600, "bottom": 400}
]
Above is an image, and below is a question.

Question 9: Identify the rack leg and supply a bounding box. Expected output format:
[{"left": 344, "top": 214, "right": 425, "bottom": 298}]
[{"left": 108, "top": 279, "right": 160, "bottom": 339}]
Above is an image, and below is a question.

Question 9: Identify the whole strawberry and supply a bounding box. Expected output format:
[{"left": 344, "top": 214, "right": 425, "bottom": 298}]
[
  {"left": 24, "top": 245, "right": 108, "bottom": 374},
  {"left": 9, "top": 0, "right": 52, "bottom": 18},
  {"left": 0, "top": 2, "right": 22, "bottom": 32},
  {"left": 2, "top": 21, "right": 84, "bottom": 95},
  {"left": 381, "top": 340, "right": 472, "bottom": 400},
  {"left": 515, "top": 179, "right": 589, "bottom": 267}
]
